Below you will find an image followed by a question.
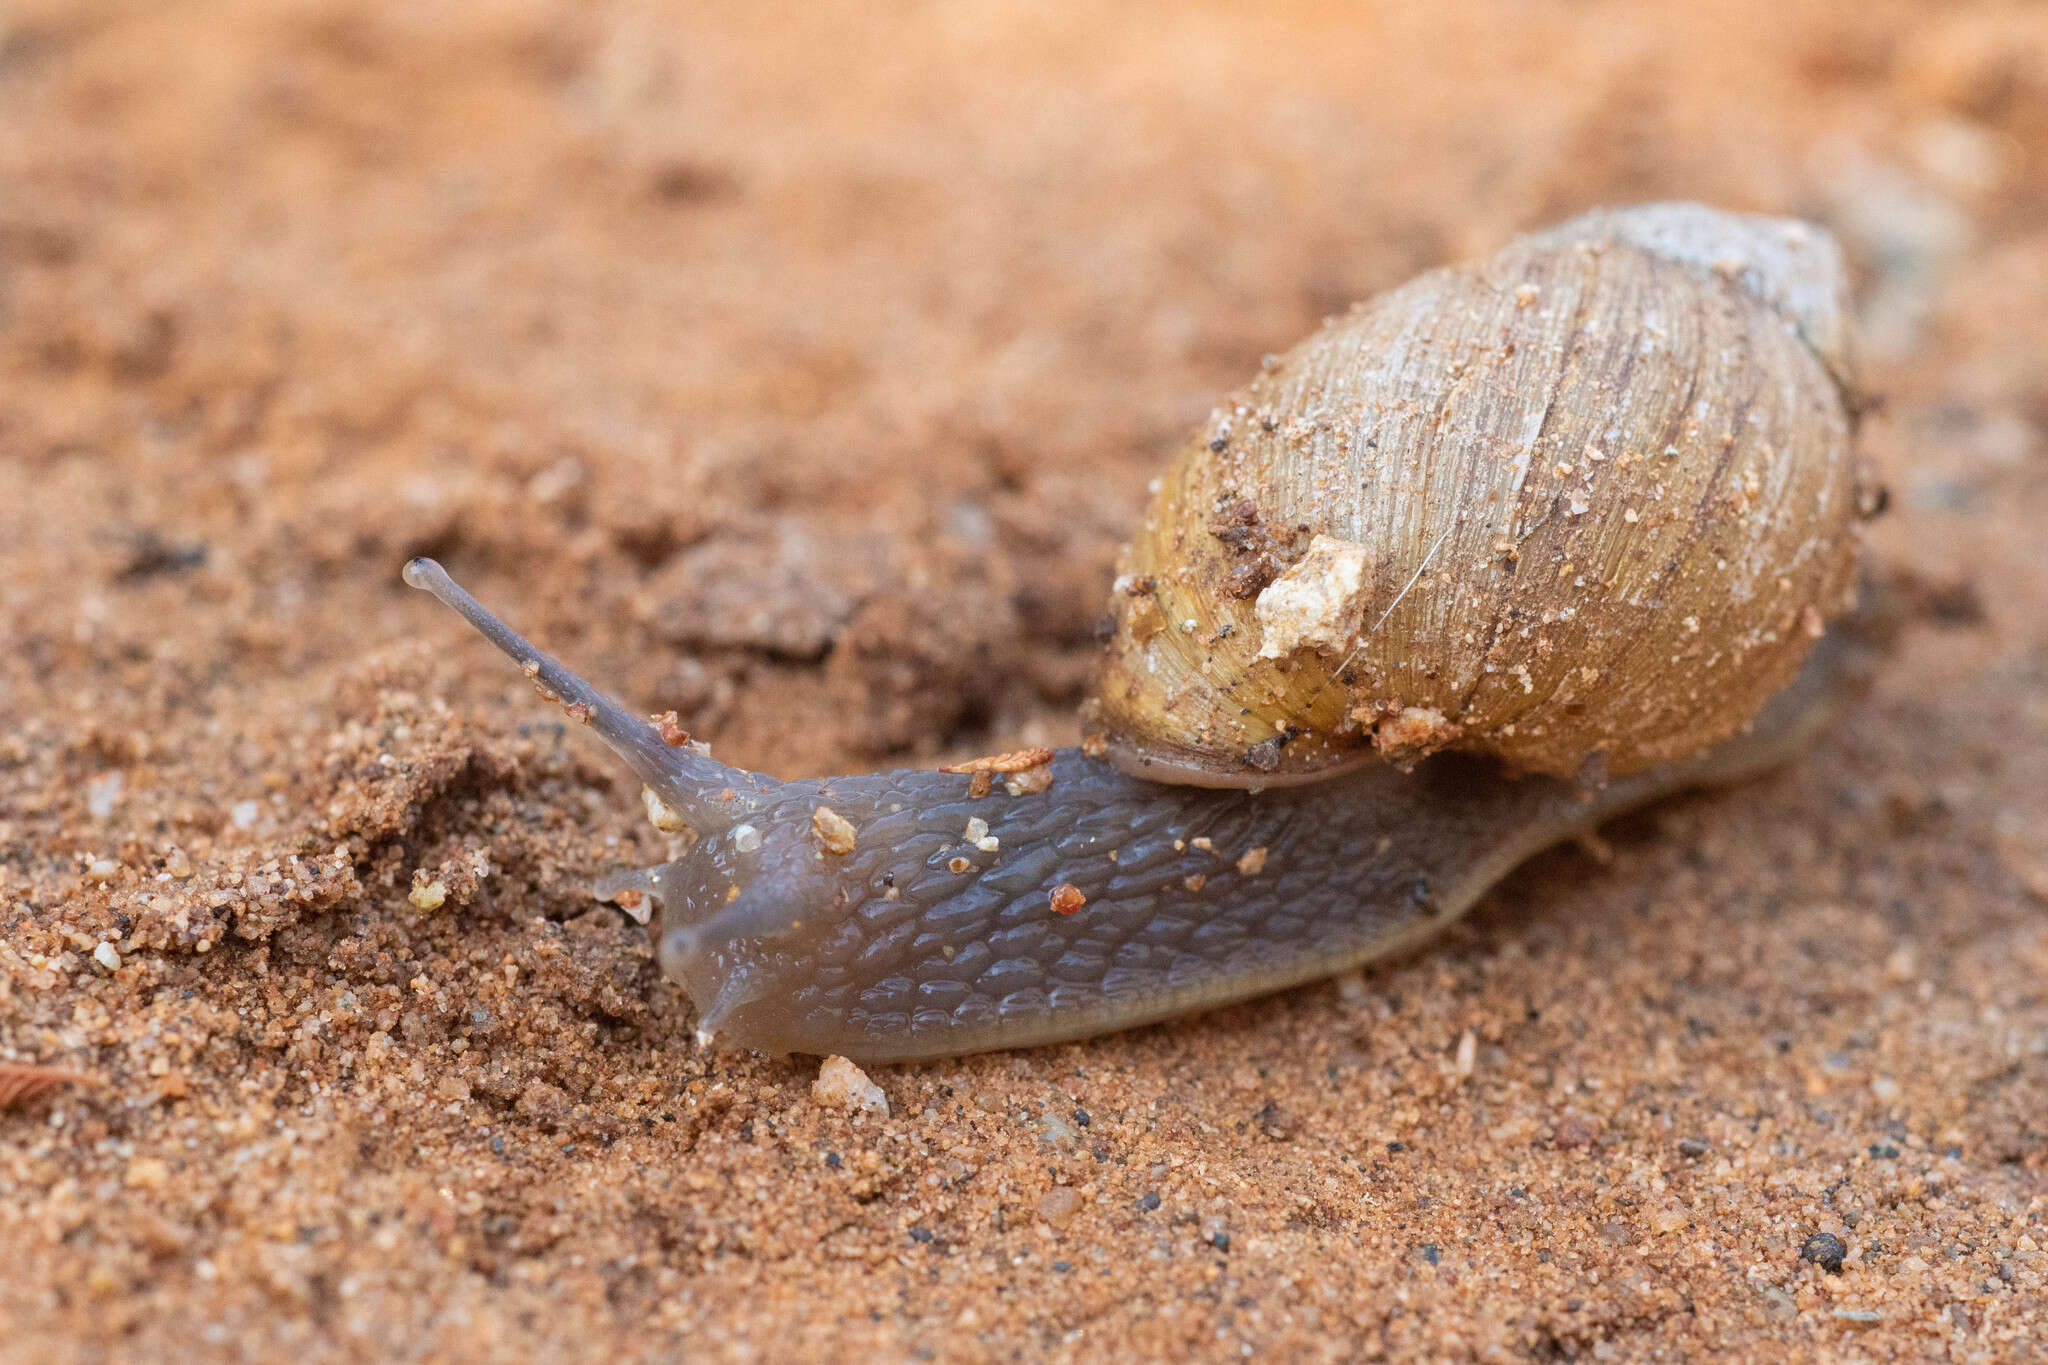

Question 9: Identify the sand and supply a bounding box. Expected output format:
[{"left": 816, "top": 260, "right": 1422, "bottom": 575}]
[{"left": 1, "top": 1, "right": 2044, "bottom": 1359}]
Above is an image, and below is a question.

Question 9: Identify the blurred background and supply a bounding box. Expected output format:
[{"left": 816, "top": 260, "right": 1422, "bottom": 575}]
[
  {"left": 3, "top": 0, "right": 2041, "bottom": 773},
  {"left": 2, "top": 2, "right": 2044, "bottom": 1359}
]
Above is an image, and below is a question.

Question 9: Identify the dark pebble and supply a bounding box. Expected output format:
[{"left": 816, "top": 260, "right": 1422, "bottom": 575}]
[
  {"left": 1137, "top": 1191, "right": 1161, "bottom": 1211},
  {"left": 825, "top": 1152, "right": 842, "bottom": 1168},
  {"left": 908, "top": 1226, "right": 934, "bottom": 1244},
  {"left": 1418, "top": 1243, "right": 1440, "bottom": 1266},
  {"left": 1868, "top": 1142, "right": 1900, "bottom": 1160},
  {"left": 1678, "top": 1137, "right": 1711, "bottom": 1158},
  {"left": 1801, "top": 1232, "right": 1847, "bottom": 1274},
  {"left": 1052, "top": 1260, "right": 1071, "bottom": 1273},
  {"left": 1212, "top": 1232, "right": 1230, "bottom": 1252},
  {"left": 1074, "top": 1108, "right": 1091, "bottom": 1127}
]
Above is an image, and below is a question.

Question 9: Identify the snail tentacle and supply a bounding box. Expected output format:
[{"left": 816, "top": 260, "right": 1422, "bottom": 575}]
[{"left": 403, "top": 558, "right": 765, "bottom": 834}]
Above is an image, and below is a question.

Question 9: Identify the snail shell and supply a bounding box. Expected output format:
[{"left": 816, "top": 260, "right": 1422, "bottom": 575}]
[{"left": 1086, "top": 203, "right": 1867, "bottom": 786}]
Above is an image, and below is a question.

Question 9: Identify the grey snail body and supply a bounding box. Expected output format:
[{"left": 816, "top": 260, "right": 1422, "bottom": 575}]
[{"left": 404, "top": 203, "right": 1876, "bottom": 1062}]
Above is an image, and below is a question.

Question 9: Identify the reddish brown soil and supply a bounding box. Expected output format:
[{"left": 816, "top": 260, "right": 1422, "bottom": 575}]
[{"left": 3, "top": 2, "right": 2045, "bottom": 1360}]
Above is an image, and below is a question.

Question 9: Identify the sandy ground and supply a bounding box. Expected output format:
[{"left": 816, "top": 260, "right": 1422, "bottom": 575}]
[{"left": 2, "top": 1, "right": 2046, "bottom": 1360}]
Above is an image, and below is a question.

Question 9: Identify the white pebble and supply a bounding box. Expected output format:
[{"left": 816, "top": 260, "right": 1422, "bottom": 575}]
[
  {"left": 813, "top": 1055, "right": 889, "bottom": 1117},
  {"left": 87, "top": 773, "right": 123, "bottom": 820},
  {"left": 231, "top": 800, "right": 260, "bottom": 830},
  {"left": 93, "top": 941, "right": 122, "bottom": 971},
  {"left": 642, "top": 786, "right": 689, "bottom": 834}
]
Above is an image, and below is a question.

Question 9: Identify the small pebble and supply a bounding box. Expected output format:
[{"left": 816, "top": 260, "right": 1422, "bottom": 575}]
[
  {"left": 1757, "top": 1286, "right": 1799, "bottom": 1320},
  {"left": 1037, "top": 1187, "right": 1079, "bottom": 1228},
  {"left": 1454, "top": 1029, "right": 1477, "bottom": 1077},
  {"left": 1801, "top": 1232, "right": 1847, "bottom": 1274},
  {"left": 1136, "top": 1190, "right": 1161, "bottom": 1211},
  {"left": 1555, "top": 1115, "right": 1599, "bottom": 1149},
  {"left": 230, "top": 799, "right": 260, "bottom": 830},
  {"left": 813, "top": 1055, "right": 888, "bottom": 1116},
  {"left": 86, "top": 773, "right": 123, "bottom": 820},
  {"left": 644, "top": 787, "right": 690, "bottom": 834},
  {"left": 810, "top": 805, "right": 857, "bottom": 856},
  {"left": 1649, "top": 1201, "right": 1689, "bottom": 1234},
  {"left": 92, "top": 941, "right": 121, "bottom": 971}
]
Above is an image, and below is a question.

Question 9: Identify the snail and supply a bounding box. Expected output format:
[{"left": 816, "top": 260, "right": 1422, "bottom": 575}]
[{"left": 404, "top": 202, "right": 1878, "bottom": 1064}]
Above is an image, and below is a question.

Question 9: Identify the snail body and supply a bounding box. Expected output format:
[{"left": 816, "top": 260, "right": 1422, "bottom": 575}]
[{"left": 404, "top": 203, "right": 1873, "bottom": 1063}]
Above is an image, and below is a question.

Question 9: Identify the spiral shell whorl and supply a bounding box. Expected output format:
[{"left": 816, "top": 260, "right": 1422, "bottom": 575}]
[{"left": 1087, "top": 203, "right": 1863, "bottom": 786}]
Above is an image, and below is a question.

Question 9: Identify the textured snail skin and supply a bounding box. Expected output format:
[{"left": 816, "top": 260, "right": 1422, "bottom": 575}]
[{"left": 404, "top": 558, "right": 1871, "bottom": 1064}]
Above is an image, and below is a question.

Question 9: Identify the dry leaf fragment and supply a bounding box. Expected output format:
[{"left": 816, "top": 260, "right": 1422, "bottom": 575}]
[{"left": 0, "top": 1064, "right": 97, "bottom": 1111}]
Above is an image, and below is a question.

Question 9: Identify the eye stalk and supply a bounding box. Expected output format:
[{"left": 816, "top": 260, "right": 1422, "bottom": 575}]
[{"left": 402, "top": 557, "right": 762, "bottom": 835}]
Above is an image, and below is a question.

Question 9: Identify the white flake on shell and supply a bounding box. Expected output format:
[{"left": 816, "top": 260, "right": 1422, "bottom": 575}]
[{"left": 1252, "top": 534, "right": 1374, "bottom": 661}]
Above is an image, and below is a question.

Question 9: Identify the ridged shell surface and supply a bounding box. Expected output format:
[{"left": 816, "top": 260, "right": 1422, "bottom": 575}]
[{"left": 1087, "top": 204, "right": 1864, "bottom": 785}]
